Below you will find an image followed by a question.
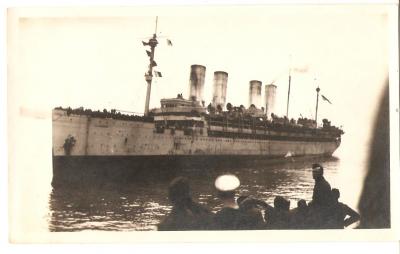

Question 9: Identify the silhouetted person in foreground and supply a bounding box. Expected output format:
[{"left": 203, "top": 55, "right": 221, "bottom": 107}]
[
  {"left": 358, "top": 83, "right": 390, "bottom": 228},
  {"left": 308, "top": 163, "right": 333, "bottom": 228},
  {"left": 310, "top": 163, "right": 332, "bottom": 206},
  {"left": 236, "top": 195, "right": 267, "bottom": 229},
  {"left": 289, "top": 199, "right": 310, "bottom": 229},
  {"left": 213, "top": 174, "right": 242, "bottom": 230},
  {"left": 265, "top": 196, "right": 291, "bottom": 229},
  {"left": 329, "top": 188, "right": 360, "bottom": 229},
  {"left": 158, "top": 177, "right": 214, "bottom": 231}
]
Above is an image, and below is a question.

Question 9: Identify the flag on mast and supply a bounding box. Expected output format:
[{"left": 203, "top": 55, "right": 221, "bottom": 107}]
[
  {"left": 166, "top": 39, "right": 173, "bottom": 46},
  {"left": 321, "top": 95, "right": 332, "bottom": 104},
  {"left": 154, "top": 71, "right": 162, "bottom": 77}
]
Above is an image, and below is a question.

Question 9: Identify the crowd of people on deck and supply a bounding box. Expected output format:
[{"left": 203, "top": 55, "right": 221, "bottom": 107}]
[
  {"left": 55, "top": 106, "right": 153, "bottom": 122},
  {"left": 157, "top": 163, "right": 360, "bottom": 231}
]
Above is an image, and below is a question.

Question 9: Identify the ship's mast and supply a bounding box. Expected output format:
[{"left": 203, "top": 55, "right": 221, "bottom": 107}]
[
  {"left": 315, "top": 86, "right": 320, "bottom": 125},
  {"left": 286, "top": 55, "right": 292, "bottom": 119},
  {"left": 143, "top": 17, "right": 159, "bottom": 116},
  {"left": 286, "top": 69, "right": 291, "bottom": 119}
]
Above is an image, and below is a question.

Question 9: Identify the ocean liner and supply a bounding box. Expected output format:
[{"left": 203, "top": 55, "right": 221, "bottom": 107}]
[{"left": 52, "top": 18, "right": 343, "bottom": 182}]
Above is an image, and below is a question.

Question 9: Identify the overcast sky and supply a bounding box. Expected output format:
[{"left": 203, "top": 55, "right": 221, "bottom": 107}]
[{"left": 13, "top": 7, "right": 387, "bottom": 111}]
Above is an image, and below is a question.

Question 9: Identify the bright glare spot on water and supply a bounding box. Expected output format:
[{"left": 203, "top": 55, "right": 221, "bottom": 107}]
[{"left": 215, "top": 174, "right": 240, "bottom": 191}]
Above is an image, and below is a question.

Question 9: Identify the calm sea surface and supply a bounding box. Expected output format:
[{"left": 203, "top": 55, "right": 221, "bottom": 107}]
[{"left": 48, "top": 156, "right": 361, "bottom": 231}]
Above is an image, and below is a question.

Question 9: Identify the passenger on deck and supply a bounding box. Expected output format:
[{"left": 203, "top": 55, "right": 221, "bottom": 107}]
[
  {"left": 264, "top": 196, "right": 291, "bottom": 229},
  {"left": 289, "top": 199, "right": 310, "bottom": 229},
  {"left": 308, "top": 163, "right": 333, "bottom": 228},
  {"left": 213, "top": 174, "right": 242, "bottom": 230},
  {"left": 157, "top": 177, "right": 214, "bottom": 231},
  {"left": 329, "top": 188, "right": 360, "bottom": 229}
]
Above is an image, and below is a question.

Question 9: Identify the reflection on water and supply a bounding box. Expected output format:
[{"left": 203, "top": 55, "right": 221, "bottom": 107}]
[{"left": 49, "top": 157, "right": 344, "bottom": 231}]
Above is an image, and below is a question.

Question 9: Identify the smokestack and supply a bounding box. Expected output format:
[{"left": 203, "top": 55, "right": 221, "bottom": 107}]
[
  {"left": 189, "top": 64, "right": 206, "bottom": 103},
  {"left": 212, "top": 71, "right": 228, "bottom": 109},
  {"left": 265, "top": 84, "right": 277, "bottom": 119},
  {"left": 249, "top": 80, "right": 262, "bottom": 108}
]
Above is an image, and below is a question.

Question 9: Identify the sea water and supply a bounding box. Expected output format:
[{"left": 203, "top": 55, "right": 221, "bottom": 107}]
[{"left": 48, "top": 154, "right": 366, "bottom": 231}]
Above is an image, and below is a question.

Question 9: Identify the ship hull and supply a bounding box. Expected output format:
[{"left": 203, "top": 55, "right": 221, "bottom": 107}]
[{"left": 52, "top": 110, "right": 341, "bottom": 185}]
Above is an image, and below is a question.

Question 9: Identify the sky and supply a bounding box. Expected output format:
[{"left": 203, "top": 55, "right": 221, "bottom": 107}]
[
  {"left": 7, "top": 4, "right": 398, "bottom": 242},
  {"left": 12, "top": 6, "right": 389, "bottom": 140}
]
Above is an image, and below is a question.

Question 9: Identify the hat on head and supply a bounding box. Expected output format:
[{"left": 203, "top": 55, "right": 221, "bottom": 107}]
[{"left": 215, "top": 174, "right": 240, "bottom": 192}]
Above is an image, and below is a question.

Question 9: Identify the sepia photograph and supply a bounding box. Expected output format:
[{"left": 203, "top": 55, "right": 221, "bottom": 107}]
[{"left": 6, "top": 2, "right": 399, "bottom": 243}]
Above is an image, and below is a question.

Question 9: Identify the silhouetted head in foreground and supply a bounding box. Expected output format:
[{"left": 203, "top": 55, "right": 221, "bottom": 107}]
[
  {"left": 159, "top": 176, "right": 214, "bottom": 231},
  {"left": 217, "top": 190, "right": 236, "bottom": 201},
  {"left": 168, "top": 177, "right": 191, "bottom": 206},
  {"left": 332, "top": 188, "right": 340, "bottom": 202},
  {"left": 215, "top": 174, "right": 240, "bottom": 207},
  {"left": 274, "top": 196, "right": 290, "bottom": 211},
  {"left": 297, "top": 199, "right": 307, "bottom": 209},
  {"left": 312, "top": 163, "right": 324, "bottom": 180},
  {"left": 213, "top": 175, "right": 242, "bottom": 230}
]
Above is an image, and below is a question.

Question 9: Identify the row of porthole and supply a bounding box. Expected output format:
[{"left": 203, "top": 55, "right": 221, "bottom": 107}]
[
  {"left": 97, "top": 144, "right": 126, "bottom": 149},
  {"left": 91, "top": 139, "right": 287, "bottom": 150},
  {"left": 148, "top": 135, "right": 265, "bottom": 144},
  {"left": 90, "top": 133, "right": 287, "bottom": 144},
  {"left": 91, "top": 132, "right": 309, "bottom": 144},
  {"left": 179, "top": 136, "right": 265, "bottom": 143},
  {"left": 90, "top": 131, "right": 145, "bottom": 137},
  {"left": 94, "top": 120, "right": 146, "bottom": 127}
]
